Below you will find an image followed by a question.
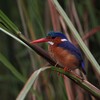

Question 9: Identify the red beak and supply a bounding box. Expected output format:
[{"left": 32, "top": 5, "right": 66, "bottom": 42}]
[{"left": 30, "top": 38, "right": 48, "bottom": 44}]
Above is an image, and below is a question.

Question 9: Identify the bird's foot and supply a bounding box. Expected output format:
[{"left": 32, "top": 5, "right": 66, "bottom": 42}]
[
  {"left": 63, "top": 67, "right": 83, "bottom": 80},
  {"left": 58, "top": 72, "right": 64, "bottom": 77},
  {"left": 64, "top": 67, "right": 71, "bottom": 72}
]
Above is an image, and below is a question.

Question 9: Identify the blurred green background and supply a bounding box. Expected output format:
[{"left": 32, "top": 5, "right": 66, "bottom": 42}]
[{"left": 0, "top": 0, "right": 100, "bottom": 100}]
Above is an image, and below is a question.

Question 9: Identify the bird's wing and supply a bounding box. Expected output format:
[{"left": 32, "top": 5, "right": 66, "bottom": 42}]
[
  {"left": 58, "top": 41, "right": 86, "bottom": 74},
  {"left": 58, "top": 41, "right": 83, "bottom": 60}
]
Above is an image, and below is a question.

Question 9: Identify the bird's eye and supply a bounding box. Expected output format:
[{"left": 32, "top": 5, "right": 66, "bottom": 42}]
[{"left": 52, "top": 37, "right": 56, "bottom": 39}]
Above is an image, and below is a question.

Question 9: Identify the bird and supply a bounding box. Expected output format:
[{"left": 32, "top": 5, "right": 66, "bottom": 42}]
[{"left": 30, "top": 31, "right": 86, "bottom": 75}]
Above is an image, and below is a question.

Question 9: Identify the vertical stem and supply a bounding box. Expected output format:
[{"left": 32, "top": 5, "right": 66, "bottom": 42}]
[{"left": 52, "top": 0, "right": 100, "bottom": 75}]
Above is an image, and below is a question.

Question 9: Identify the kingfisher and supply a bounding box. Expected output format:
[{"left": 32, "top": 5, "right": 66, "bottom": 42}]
[{"left": 31, "top": 31, "right": 86, "bottom": 74}]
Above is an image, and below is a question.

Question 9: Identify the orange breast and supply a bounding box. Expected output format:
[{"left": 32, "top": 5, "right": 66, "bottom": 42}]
[{"left": 48, "top": 45, "right": 80, "bottom": 70}]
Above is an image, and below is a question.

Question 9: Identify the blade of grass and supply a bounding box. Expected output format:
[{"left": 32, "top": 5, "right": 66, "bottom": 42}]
[
  {"left": 83, "top": 26, "right": 100, "bottom": 41},
  {"left": 0, "top": 27, "right": 33, "bottom": 51},
  {"left": 0, "top": 10, "right": 28, "bottom": 42},
  {"left": 16, "top": 67, "right": 50, "bottom": 100},
  {"left": 48, "top": 0, "right": 60, "bottom": 31},
  {"left": 0, "top": 27, "right": 58, "bottom": 68},
  {"left": 52, "top": 0, "right": 100, "bottom": 75},
  {"left": 51, "top": 67, "right": 100, "bottom": 99},
  {"left": 0, "top": 10, "right": 59, "bottom": 68},
  {"left": 71, "top": 0, "right": 84, "bottom": 36},
  {"left": 0, "top": 52, "right": 26, "bottom": 83},
  {"left": 0, "top": 10, "right": 19, "bottom": 33}
]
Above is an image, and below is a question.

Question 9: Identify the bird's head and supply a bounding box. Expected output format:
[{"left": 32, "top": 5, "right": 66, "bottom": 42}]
[{"left": 31, "top": 31, "right": 68, "bottom": 45}]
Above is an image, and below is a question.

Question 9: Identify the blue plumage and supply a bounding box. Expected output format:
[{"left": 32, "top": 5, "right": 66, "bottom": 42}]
[
  {"left": 58, "top": 41, "right": 83, "bottom": 62},
  {"left": 47, "top": 31, "right": 68, "bottom": 39}
]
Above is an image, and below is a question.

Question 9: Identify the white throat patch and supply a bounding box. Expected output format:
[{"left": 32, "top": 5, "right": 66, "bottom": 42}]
[
  {"left": 48, "top": 41, "right": 54, "bottom": 45},
  {"left": 61, "top": 39, "right": 68, "bottom": 42}
]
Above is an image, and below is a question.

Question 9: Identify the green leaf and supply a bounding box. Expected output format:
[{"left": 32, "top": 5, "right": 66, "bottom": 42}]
[
  {"left": 0, "top": 27, "right": 33, "bottom": 51},
  {"left": 0, "top": 10, "right": 28, "bottom": 42},
  {"left": 0, "top": 52, "right": 26, "bottom": 83},
  {"left": 0, "top": 10, "right": 19, "bottom": 33},
  {"left": 51, "top": 66, "right": 100, "bottom": 99},
  {"left": 16, "top": 67, "right": 50, "bottom": 100}
]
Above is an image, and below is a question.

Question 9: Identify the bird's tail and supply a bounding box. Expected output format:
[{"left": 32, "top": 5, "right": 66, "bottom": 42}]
[{"left": 81, "top": 62, "right": 86, "bottom": 75}]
